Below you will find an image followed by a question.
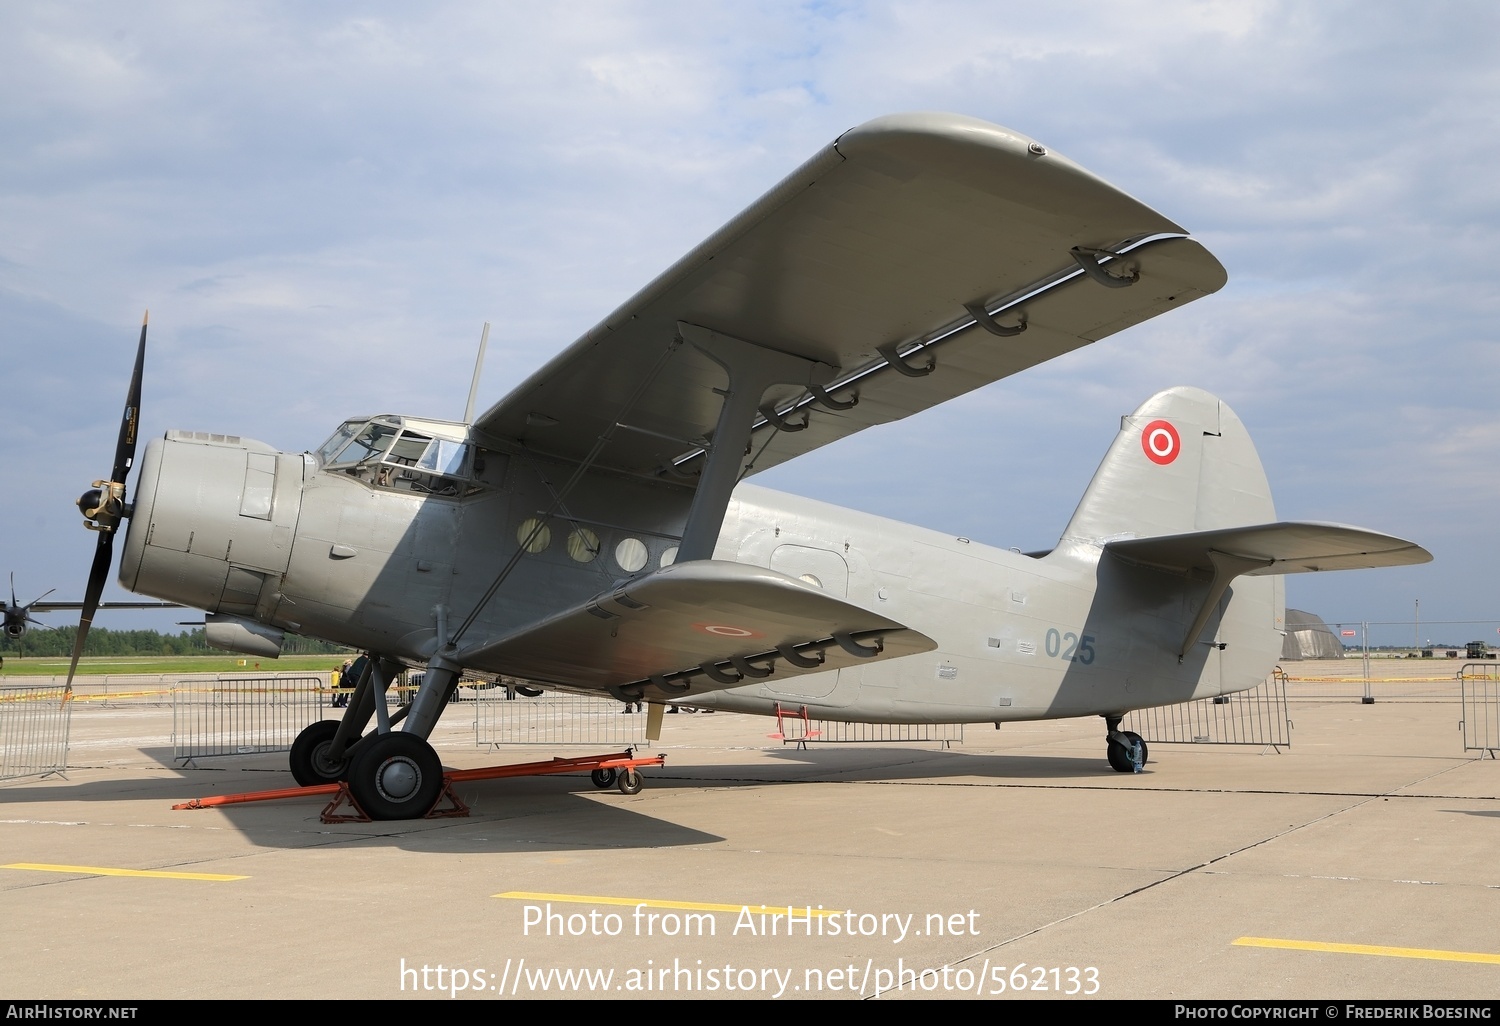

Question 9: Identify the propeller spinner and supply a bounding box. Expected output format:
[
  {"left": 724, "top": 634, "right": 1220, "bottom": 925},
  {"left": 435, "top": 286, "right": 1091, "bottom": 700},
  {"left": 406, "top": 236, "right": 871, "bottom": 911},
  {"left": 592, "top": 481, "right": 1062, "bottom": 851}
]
[{"left": 67, "top": 314, "right": 148, "bottom": 684}]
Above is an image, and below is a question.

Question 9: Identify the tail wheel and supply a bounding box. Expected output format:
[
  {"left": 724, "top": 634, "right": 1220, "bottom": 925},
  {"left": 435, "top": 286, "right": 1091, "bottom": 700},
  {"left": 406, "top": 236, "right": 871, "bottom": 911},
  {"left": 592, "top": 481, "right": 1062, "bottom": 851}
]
[
  {"left": 1107, "top": 732, "right": 1148, "bottom": 773},
  {"left": 347, "top": 733, "right": 444, "bottom": 820}
]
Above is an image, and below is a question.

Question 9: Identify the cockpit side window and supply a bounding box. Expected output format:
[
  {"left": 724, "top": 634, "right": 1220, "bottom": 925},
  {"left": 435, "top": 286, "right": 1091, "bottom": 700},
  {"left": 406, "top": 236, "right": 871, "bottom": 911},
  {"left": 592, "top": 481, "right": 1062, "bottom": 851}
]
[
  {"left": 317, "top": 418, "right": 481, "bottom": 497},
  {"left": 417, "top": 439, "right": 469, "bottom": 477}
]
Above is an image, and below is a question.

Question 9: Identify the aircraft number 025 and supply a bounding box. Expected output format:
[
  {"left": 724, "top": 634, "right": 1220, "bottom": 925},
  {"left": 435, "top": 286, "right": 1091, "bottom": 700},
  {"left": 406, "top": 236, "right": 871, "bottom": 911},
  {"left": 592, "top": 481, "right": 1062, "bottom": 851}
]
[{"left": 1044, "top": 628, "right": 1096, "bottom": 664}]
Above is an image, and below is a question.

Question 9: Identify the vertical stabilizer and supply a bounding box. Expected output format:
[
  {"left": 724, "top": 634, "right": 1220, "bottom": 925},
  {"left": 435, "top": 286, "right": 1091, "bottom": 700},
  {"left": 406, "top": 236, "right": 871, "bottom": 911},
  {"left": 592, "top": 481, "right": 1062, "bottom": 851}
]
[{"left": 1056, "top": 386, "right": 1275, "bottom": 558}]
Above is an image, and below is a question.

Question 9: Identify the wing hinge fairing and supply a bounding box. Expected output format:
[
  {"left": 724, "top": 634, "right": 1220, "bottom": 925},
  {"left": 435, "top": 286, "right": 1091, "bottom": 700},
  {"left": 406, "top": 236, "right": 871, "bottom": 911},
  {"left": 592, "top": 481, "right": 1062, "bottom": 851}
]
[{"left": 623, "top": 627, "right": 889, "bottom": 702}]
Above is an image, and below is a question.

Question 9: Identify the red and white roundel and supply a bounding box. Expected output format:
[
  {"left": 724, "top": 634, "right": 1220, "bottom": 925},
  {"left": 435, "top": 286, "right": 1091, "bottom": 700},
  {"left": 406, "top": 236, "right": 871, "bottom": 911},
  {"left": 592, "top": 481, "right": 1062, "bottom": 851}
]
[
  {"left": 692, "top": 622, "right": 764, "bottom": 639},
  {"left": 1141, "top": 419, "right": 1180, "bottom": 465}
]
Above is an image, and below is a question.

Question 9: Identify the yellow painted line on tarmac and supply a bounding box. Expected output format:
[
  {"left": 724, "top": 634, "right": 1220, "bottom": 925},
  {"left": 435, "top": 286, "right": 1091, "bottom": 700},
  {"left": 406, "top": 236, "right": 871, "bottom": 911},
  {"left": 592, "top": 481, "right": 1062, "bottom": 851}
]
[
  {"left": 3, "top": 862, "right": 246, "bottom": 882},
  {"left": 1235, "top": 936, "right": 1500, "bottom": 965},
  {"left": 496, "top": 890, "right": 841, "bottom": 917}
]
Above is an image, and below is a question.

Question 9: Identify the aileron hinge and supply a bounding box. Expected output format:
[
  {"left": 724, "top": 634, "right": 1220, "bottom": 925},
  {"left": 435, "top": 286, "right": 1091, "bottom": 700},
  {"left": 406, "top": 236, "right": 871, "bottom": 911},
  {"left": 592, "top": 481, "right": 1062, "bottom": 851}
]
[
  {"left": 963, "top": 302, "right": 1028, "bottom": 337},
  {"left": 876, "top": 342, "right": 936, "bottom": 378},
  {"left": 1070, "top": 246, "right": 1139, "bottom": 289}
]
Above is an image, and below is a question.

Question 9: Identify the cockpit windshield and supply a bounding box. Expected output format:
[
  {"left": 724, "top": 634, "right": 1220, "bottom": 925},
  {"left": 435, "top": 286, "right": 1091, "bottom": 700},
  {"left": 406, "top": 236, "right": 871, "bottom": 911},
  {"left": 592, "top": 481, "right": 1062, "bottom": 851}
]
[{"left": 315, "top": 416, "right": 481, "bottom": 497}]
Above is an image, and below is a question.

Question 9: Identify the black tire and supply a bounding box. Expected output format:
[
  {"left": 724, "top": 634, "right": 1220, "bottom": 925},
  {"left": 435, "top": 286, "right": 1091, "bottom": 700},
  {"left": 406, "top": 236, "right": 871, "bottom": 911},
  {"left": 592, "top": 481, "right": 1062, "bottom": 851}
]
[
  {"left": 347, "top": 733, "right": 444, "bottom": 820},
  {"left": 515, "top": 685, "right": 544, "bottom": 698},
  {"left": 1106, "top": 732, "right": 1148, "bottom": 773},
  {"left": 590, "top": 767, "right": 617, "bottom": 789},
  {"left": 617, "top": 768, "right": 643, "bottom": 795},
  {"left": 290, "top": 720, "right": 352, "bottom": 786}
]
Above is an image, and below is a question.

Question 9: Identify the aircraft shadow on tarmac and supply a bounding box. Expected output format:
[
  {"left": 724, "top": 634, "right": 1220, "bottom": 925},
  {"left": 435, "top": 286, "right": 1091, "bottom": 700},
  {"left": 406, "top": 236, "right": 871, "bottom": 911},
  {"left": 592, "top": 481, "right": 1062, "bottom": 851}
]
[{"left": 0, "top": 739, "right": 1166, "bottom": 854}]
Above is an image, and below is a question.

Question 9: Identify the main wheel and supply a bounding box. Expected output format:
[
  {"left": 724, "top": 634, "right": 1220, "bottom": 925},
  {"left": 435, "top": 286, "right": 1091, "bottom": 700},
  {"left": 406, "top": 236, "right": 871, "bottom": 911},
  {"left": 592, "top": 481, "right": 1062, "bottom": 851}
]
[
  {"left": 347, "top": 732, "right": 444, "bottom": 820},
  {"left": 290, "top": 720, "right": 353, "bottom": 786},
  {"left": 590, "top": 767, "right": 617, "bottom": 789}
]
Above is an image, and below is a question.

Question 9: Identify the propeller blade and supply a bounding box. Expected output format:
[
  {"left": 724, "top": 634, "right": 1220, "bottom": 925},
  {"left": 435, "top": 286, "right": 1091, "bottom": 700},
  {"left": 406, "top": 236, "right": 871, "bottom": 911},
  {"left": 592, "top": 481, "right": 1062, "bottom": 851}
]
[
  {"left": 66, "top": 316, "right": 146, "bottom": 686},
  {"left": 25, "top": 587, "right": 57, "bottom": 607},
  {"left": 65, "top": 531, "right": 116, "bottom": 686},
  {"left": 110, "top": 313, "right": 148, "bottom": 486}
]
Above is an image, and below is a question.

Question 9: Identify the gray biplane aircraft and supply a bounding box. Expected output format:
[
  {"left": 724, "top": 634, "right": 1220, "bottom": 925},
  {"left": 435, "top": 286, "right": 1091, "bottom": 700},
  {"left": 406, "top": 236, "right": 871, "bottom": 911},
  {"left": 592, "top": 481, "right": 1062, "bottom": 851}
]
[{"left": 66, "top": 113, "right": 1429, "bottom": 818}]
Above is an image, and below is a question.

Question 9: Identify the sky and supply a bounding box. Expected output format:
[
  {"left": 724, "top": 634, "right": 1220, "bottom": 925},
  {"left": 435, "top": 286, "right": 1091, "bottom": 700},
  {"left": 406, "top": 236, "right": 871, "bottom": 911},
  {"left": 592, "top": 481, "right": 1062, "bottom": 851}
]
[{"left": 3, "top": 2, "right": 1497, "bottom": 648}]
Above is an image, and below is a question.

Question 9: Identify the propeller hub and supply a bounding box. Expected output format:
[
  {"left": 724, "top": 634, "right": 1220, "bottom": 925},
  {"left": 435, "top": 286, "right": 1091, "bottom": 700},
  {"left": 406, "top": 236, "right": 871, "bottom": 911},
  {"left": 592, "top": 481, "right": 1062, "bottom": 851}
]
[
  {"left": 78, "top": 480, "right": 127, "bottom": 531},
  {"left": 77, "top": 487, "right": 103, "bottom": 518}
]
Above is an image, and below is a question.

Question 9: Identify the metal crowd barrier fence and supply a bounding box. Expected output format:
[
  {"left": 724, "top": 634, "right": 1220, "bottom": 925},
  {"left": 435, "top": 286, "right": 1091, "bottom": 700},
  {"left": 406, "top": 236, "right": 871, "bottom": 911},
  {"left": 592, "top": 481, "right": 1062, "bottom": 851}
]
[
  {"left": 799, "top": 719, "right": 964, "bottom": 746},
  {"left": 1123, "top": 670, "right": 1292, "bottom": 751},
  {"left": 171, "top": 675, "right": 329, "bottom": 764},
  {"left": 472, "top": 687, "right": 648, "bottom": 747},
  {"left": 1280, "top": 677, "right": 1461, "bottom": 703},
  {"left": 1276, "top": 658, "right": 1463, "bottom": 703},
  {"left": 1459, "top": 662, "right": 1500, "bottom": 757},
  {"left": 0, "top": 684, "right": 72, "bottom": 780}
]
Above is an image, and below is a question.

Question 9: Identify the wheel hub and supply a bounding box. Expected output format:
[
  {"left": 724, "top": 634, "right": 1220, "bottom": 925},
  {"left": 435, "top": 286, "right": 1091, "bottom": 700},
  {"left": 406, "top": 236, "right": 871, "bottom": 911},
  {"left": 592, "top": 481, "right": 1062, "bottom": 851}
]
[
  {"left": 311, "top": 741, "right": 345, "bottom": 777},
  {"left": 375, "top": 756, "right": 421, "bottom": 801}
]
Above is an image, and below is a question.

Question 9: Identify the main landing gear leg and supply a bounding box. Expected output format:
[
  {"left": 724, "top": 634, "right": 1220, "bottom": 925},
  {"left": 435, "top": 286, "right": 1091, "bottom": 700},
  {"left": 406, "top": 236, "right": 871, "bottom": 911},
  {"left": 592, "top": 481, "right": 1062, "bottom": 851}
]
[{"left": 1103, "top": 714, "right": 1147, "bottom": 774}]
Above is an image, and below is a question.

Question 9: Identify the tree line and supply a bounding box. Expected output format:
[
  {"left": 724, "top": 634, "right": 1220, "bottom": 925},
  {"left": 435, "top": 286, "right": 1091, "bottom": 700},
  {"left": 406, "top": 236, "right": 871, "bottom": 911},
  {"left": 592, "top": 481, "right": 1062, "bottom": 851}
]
[{"left": 0, "top": 626, "right": 352, "bottom": 658}]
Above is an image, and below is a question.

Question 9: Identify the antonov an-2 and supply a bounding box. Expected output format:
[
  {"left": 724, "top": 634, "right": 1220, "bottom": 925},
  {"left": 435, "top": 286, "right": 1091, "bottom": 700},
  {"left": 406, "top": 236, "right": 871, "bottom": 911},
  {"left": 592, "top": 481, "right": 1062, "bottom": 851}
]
[{"left": 70, "top": 113, "right": 1430, "bottom": 819}]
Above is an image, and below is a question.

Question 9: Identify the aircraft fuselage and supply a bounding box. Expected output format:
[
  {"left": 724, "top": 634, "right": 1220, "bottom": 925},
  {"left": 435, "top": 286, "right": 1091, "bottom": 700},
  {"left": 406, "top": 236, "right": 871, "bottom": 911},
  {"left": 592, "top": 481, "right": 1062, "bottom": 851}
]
[{"left": 118, "top": 422, "right": 1281, "bottom": 724}]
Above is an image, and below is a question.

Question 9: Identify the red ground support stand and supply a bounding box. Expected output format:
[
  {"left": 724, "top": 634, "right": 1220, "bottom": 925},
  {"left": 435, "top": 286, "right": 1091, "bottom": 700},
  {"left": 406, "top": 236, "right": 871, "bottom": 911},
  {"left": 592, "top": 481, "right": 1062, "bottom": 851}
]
[
  {"left": 768, "top": 703, "right": 820, "bottom": 748},
  {"left": 171, "top": 748, "right": 667, "bottom": 823}
]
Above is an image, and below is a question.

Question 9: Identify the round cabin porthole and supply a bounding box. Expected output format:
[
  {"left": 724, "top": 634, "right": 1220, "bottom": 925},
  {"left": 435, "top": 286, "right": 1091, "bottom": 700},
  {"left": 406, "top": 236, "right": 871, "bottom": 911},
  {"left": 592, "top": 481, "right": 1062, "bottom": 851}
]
[
  {"left": 517, "top": 518, "right": 551, "bottom": 554},
  {"left": 567, "top": 527, "right": 600, "bottom": 563},
  {"left": 615, "top": 537, "right": 648, "bottom": 572}
]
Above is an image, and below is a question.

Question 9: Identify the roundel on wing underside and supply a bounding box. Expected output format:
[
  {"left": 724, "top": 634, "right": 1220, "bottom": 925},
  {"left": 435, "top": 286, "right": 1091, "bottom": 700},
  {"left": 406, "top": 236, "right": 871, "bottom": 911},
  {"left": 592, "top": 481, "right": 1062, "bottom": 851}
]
[{"left": 1141, "top": 419, "right": 1180, "bottom": 465}]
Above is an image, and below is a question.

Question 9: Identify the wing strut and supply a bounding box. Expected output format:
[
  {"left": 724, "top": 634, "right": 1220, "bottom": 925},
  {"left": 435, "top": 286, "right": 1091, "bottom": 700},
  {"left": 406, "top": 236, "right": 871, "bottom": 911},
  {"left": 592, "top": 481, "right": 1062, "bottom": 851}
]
[{"left": 674, "top": 322, "right": 835, "bottom": 561}]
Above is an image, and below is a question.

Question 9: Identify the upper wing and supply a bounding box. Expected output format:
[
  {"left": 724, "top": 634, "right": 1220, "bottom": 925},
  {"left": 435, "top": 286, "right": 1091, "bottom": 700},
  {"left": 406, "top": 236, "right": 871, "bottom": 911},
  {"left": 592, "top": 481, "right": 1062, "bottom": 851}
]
[{"left": 472, "top": 112, "right": 1227, "bottom": 480}]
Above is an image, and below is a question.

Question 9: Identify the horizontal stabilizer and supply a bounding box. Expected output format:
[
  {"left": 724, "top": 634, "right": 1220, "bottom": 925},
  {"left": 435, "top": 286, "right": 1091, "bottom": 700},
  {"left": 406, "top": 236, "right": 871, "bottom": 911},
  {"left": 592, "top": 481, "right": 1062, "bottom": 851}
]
[
  {"left": 455, "top": 560, "right": 935, "bottom": 701},
  {"left": 1104, "top": 522, "right": 1432, "bottom": 576},
  {"left": 1106, "top": 523, "right": 1431, "bottom": 659}
]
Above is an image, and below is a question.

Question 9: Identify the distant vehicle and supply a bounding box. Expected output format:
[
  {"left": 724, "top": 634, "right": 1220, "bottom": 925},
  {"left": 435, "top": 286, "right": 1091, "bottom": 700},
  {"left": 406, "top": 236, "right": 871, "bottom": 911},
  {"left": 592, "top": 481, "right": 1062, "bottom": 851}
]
[{"left": 1466, "top": 641, "right": 1492, "bottom": 660}]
